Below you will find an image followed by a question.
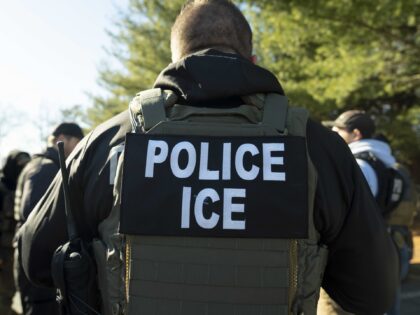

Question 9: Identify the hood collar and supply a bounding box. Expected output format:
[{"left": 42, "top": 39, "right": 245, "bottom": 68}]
[
  {"left": 350, "top": 139, "right": 397, "bottom": 167},
  {"left": 154, "top": 49, "right": 284, "bottom": 103}
]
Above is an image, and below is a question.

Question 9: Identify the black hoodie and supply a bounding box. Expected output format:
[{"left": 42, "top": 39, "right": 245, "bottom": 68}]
[{"left": 21, "top": 50, "right": 398, "bottom": 314}]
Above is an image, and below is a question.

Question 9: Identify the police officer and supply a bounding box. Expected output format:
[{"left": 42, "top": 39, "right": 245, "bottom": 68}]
[
  {"left": 0, "top": 150, "right": 30, "bottom": 315},
  {"left": 14, "top": 123, "right": 84, "bottom": 315},
  {"left": 21, "top": 1, "right": 398, "bottom": 314},
  {"left": 324, "top": 110, "right": 416, "bottom": 315}
]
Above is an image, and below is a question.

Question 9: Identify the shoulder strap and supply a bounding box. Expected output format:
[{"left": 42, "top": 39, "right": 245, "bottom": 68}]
[
  {"left": 286, "top": 107, "right": 309, "bottom": 137},
  {"left": 262, "top": 93, "right": 288, "bottom": 134},
  {"left": 130, "top": 90, "right": 290, "bottom": 133},
  {"left": 129, "top": 88, "right": 178, "bottom": 132},
  {"left": 138, "top": 88, "right": 167, "bottom": 131},
  {"left": 261, "top": 94, "right": 309, "bottom": 137},
  {"left": 131, "top": 90, "right": 290, "bottom": 134},
  {"left": 353, "top": 152, "right": 388, "bottom": 177},
  {"left": 353, "top": 151, "right": 386, "bottom": 186},
  {"left": 353, "top": 151, "right": 375, "bottom": 163}
]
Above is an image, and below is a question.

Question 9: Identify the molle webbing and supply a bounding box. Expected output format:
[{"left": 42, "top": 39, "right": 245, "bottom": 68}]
[
  {"left": 130, "top": 89, "right": 289, "bottom": 134},
  {"left": 127, "top": 236, "right": 291, "bottom": 315}
]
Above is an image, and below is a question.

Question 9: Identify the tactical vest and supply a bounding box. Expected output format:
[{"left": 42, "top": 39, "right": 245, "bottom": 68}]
[{"left": 92, "top": 89, "right": 328, "bottom": 315}]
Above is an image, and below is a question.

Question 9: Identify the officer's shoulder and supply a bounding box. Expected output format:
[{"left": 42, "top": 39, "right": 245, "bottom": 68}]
[
  {"left": 85, "top": 110, "right": 131, "bottom": 150},
  {"left": 306, "top": 119, "right": 355, "bottom": 161},
  {"left": 62, "top": 110, "right": 131, "bottom": 179}
]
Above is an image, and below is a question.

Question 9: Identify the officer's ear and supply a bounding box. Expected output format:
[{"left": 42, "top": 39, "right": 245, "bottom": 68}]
[
  {"left": 352, "top": 128, "right": 363, "bottom": 141},
  {"left": 250, "top": 55, "right": 257, "bottom": 64}
]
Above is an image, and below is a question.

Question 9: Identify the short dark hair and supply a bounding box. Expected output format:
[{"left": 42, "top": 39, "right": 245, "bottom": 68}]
[
  {"left": 323, "top": 110, "right": 375, "bottom": 139},
  {"left": 171, "top": 0, "right": 253, "bottom": 61},
  {"left": 52, "top": 122, "right": 84, "bottom": 140}
]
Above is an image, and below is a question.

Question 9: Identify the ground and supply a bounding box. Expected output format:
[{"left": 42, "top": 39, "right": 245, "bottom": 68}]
[{"left": 401, "top": 231, "right": 420, "bottom": 314}]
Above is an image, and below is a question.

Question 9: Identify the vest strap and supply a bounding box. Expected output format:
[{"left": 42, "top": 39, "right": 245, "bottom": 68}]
[
  {"left": 262, "top": 94, "right": 289, "bottom": 134},
  {"left": 139, "top": 88, "right": 167, "bottom": 131}
]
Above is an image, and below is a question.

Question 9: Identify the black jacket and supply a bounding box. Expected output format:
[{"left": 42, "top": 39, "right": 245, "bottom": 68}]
[
  {"left": 0, "top": 150, "right": 30, "bottom": 221},
  {"left": 15, "top": 147, "right": 60, "bottom": 222},
  {"left": 21, "top": 50, "right": 398, "bottom": 314}
]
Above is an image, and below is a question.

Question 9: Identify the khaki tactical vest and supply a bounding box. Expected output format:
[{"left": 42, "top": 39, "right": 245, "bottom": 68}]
[{"left": 93, "top": 89, "right": 328, "bottom": 315}]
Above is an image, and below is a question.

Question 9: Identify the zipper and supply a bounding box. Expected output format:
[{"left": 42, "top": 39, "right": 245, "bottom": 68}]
[
  {"left": 289, "top": 239, "right": 298, "bottom": 314},
  {"left": 125, "top": 235, "right": 132, "bottom": 303}
]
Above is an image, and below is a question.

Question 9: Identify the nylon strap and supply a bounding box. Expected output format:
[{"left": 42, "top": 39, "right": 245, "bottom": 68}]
[
  {"left": 262, "top": 93, "right": 289, "bottom": 134},
  {"left": 139, "top": 88, "right": 167, "bottom": 131}
]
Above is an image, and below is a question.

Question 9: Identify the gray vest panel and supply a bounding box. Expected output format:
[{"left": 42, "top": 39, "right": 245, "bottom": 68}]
[{"left": 127, "top": 236, "right": 290, "bottom": 315}]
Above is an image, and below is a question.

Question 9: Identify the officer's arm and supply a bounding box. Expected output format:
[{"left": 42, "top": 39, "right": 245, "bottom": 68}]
[{"left": 307, "top": 120, "right": 398, "bottom": 314}]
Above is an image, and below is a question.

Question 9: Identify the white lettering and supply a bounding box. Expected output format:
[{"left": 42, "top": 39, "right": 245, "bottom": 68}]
[
  {"left": 181, "top": 187, "right": 191, "bottom": 228},
  {"left": 145, "top": 140, "right": 287, "bottom": 182},
  {"left": 223, "top": 188, "right": 246, "bottom": 230},
  {"left": 263, "top": 143, "right": 285, "bottom": 181},
  {"left": 194, "top": 188, "right": 220, "bottom": 229},
  {"left": 222, "top": 143, "right": 231, "bottom": 180},
  {"left": 145, "top": 140, "right": 168, "bottom": 178},
  {"left": 170, "top": 142, "right": 196, "bottom": 178},
  {"left": 235, "top": 144, "right": 260, "bottom": 180},
  {"left": 199, "top": 142, "right": 220, "bottom": 180}
]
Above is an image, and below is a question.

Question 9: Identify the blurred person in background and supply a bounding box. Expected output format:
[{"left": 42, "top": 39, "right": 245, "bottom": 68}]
[
  {"left": 372, "top": 133, "right": 418, "bottom": 281},
  {"left": 0, "top": 150, "right": 30, "bottom": 315},
  {"left": 323, "top": 110, "right": 417, "bottom": 315},
  {"left": 14, "top": 123, "right": 84, "bottom": 315}
]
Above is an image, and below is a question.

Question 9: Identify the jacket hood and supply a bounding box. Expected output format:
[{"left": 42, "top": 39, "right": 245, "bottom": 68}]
[
  {"left": 154, "top": 49, "right": 284, "bottom": 103},
  {"left": 349, "top": 139, "right": 396, "bottom": 167}
]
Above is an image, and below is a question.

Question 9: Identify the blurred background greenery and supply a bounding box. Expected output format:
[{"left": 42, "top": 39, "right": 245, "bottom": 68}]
[{"left": 82, "top": 0, "right": 419, "bottom": 181}]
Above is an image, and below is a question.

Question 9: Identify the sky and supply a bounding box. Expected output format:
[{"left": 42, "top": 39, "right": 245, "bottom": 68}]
[{"left": 0, "top": 0, "right": 128, "bottom": 163}]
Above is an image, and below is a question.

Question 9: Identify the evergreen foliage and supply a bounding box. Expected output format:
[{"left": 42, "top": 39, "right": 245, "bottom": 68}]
[
  {"left": 248, "top": 0, "right": 420, "bottom": 169},
  {"left": 91, "top": 0, "right": 420, "bottom": 177},
  {"left": 90, "top": 0, "right": 183, "bottom": 124}
]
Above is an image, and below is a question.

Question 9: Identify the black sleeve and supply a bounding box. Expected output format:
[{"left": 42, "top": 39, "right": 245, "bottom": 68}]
[
  {"left": 20, "top": 161, "right": 59, "bottom": 221},
  {"left": 307, "top": 120, "right": 398, "bottom": 314}
]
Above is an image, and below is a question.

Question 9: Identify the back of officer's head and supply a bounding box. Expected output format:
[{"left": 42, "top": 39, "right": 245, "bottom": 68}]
[{"left": 171, "top": 0, "right": 253, "bottom": 62}]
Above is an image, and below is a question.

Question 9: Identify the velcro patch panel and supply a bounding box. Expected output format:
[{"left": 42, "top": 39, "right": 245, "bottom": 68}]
[{"left": 120, "top": 133, "right": 308, "bottom": 238}]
